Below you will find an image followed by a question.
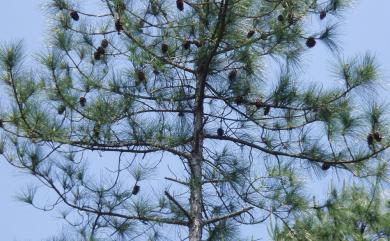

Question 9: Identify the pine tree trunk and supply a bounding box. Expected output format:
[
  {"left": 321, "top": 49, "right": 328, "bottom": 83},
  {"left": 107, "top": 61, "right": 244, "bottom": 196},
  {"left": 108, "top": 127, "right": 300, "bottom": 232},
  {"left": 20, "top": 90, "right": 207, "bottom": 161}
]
[
  {"left": 189, "top": 63, "right": 207, "bottom": 241},
  {"left": 188, "top": 0, "right": 229, "bottom": 238},
  {"left": 188, "top": 154, "right": 203, "bottom": 241}
]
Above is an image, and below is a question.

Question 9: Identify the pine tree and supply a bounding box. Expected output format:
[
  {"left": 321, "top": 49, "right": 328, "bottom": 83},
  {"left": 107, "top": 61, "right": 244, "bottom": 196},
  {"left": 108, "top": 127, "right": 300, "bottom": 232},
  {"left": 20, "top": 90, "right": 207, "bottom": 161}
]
[
  {"left": 0, "top": 0, "right": 389, "bottom": 240},
  {"left": 273, "top": 185, "right": 390, "bottom": 241}
]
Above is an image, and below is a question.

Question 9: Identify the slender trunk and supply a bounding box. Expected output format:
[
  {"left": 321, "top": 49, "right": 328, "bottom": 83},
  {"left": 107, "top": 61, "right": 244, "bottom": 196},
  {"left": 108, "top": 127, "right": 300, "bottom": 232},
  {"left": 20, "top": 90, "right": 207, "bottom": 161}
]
[
  {"left": 188, "top": 153, "right": 203, "bottom": 241},
  {"left": 189, "top": 62, "right": 207, "bottom": 241},
  {"left": 189, "top": 0, "right": 229, "bottom": 238}
]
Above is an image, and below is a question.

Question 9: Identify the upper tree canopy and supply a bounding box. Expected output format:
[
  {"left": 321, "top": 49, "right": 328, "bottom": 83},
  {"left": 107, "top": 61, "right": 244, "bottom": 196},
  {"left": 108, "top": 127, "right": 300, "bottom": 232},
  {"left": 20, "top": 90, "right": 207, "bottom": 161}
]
[{"left": 0, "top": 0, "right": 389, "bottom": 240}]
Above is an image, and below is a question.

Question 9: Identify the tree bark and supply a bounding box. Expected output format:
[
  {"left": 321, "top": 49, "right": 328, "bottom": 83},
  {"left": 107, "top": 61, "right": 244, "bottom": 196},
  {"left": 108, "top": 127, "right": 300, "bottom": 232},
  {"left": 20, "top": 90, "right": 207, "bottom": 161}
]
[
  {"left": 189, "top": 61, "right": 207, "bottom": 241},
  {"left": 188, "top": 153, "right": 203, "bottom": 241}
]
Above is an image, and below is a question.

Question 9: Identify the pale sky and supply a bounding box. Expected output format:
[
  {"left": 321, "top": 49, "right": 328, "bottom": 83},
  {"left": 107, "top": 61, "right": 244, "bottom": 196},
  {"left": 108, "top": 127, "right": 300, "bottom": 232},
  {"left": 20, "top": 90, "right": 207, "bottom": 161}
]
[{"left": 0, "top": 1, "right": 389, "bottom": 240}]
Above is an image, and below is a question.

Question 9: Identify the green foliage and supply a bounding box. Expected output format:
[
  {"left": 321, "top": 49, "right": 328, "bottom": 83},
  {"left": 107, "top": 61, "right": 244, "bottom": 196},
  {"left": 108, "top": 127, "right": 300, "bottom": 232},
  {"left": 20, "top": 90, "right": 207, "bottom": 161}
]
[
  {"left": 273, "top": 185, "right": 390, "bottom": 241},
  {"left": 0, "top": 41, "right": 24, "bottom": 71},
  {"left": 207, "top": 220, "right": 239, "bottom": 241},
  {"left": 0, "top": 0, "right": 389, "bottom": 240}
]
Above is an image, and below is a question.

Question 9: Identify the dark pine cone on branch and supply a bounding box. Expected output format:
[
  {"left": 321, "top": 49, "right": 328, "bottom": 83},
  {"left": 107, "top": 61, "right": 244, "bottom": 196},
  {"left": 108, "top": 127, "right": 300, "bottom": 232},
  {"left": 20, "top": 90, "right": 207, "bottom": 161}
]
[
  {"left": 367, "top": 133, "right": 374, "bottom": 146},
  {"left": 100, "top": 39, "right": 109, "bottom": 48},
  {"left": 79, "top": 97, "right": 86, "bottom": 107},
  {"left": 137, "top": 70, "right": 146, "bottom": 83},
  {"left": 277, "top": 14, "right": 285, "bottom": 22},
  {"left": 57, "top": 105, "right": 66, "bottom": 115},
  {"left": 132, "top": 185, "right": 140, "bottom": 195},
  {"left": 264, "top": 106, "right": 271, "bottom": 115},
  {"left": 176, "top": 0, "right": 184, "bottom": 11},
  {"left": 306, "top": 37, "right": 316, "bottom": 48},
  {"left": 161, "top": 43, "right": 169, "bottom": 54},
  {"left": 321, "top": 162, "right": 331, "bottom": 171},
  {"left": 115, "top": 19, "right": 123, "bottom": 34},
  {"left": 183, "top": 40, "right": 191, "bottom": 50},
  {"left": 228, "top": 69, "right": 237, "bottom": 81},
  {"left": 94, "top": 51, "right": 101, "bottom": 60},
  {"left": 70, "top": 11, "right": 79, "bottom": 21},
  {"left": 97, "top": 46, "right": 105, "bottom": 55},
  {"left": 217, "top": 128, "right": 224, "bottom": 137},
  {"left": 320, "top": 11, "right": 327, "bottom": 20},
  {"left": 373, "top": 131, "right": 382, "bottom": 142},
  {"left": 247, "top": 30, "right": 255, "bottom": 38}
]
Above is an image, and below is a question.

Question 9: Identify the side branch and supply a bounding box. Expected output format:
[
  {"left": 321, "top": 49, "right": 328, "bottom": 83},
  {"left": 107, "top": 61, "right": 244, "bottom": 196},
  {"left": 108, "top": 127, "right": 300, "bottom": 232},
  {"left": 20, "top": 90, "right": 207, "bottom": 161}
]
[
  {"left": 204, "top": 134, "right": 390, "bottom": 165},
  {"left": 164, "top": 191, "right": 191, "bottom": 219},
  {"left": 204, "top": 207, "right": 254, "bottom": 225},
  {"left": 36, "top": 172, "right": 189, "bottom": 226}
]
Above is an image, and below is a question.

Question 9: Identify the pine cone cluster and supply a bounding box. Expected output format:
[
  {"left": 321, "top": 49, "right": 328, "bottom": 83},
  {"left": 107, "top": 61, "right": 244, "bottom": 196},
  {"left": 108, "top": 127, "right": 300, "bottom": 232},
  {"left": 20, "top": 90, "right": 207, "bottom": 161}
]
[
  {"left": 367, "top": 131, "right": 382, "bottom": 146},
  {"left": 94, "top": 39, "right": 109, "bottom": 60}
]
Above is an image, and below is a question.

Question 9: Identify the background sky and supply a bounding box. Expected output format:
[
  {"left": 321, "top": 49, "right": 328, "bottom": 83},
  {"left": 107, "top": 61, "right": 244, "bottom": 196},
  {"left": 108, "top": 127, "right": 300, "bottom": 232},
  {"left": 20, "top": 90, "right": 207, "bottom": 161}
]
[{"left": 0, "top": 1, "right": 390, "bottom": 241}]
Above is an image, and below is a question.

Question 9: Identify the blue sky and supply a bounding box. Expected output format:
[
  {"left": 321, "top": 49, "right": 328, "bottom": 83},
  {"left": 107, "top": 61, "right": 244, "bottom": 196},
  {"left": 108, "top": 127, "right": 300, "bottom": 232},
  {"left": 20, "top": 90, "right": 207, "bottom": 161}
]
[{"left": 0, "top": 1, "right": 390, "bottom": 240}]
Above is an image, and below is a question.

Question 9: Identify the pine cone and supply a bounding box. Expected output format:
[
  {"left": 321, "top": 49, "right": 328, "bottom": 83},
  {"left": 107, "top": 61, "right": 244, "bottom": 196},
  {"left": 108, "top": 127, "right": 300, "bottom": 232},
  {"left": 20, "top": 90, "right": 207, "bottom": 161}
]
[
  {"left": 247, "top": 30, "right": 255, "bottom": 38},
  {"left": 137, "top": 70, "right": 146, "bottom": 83},
  {"left": 320, "top": 11, "right": 327, "bottom": 20},
  {"left": 306, "top": 37, "right": 316, "bottom": 48},
  {"left": 321, "top": 162, "right": 331, "bottom": 170},
  {"left": 217, "top": 128, "right": 224, "bottom": 137},
  {"left": 373, "top": 131, "right": 382, "bottom": 142},
  {"left": 79, "top": 97, "right": 87, "bottom": 107},
  {"left": 161, "top": 43, "right": 169, "bottom": 54},
  {"left": 57, "top": 105, "right": 66, "bottom": 115},
  {"left": 132, "top": 184, "right": 140, "bottom": 195},
  {"left": 115, "top": 19, "right": 123, "bottom": 33},
  {"left": 97, "top": 46, "right": 105, "bottom": 55},
  {"left": 101, "top": 39, "right": 109, "bottom": 48},
  {"left": 183, "top": 40, "right": 191, "bottom": 50},
  {"left": 264, "top": 106, "right": 271, "bottom": 115},
  {"left": 70, "top": 11, "right": 79, "bottom": 21},
  {"left": 277, "top": 14, "right": 285, "bottom": 22},
  {"left": 94, "top": 51, "right": 101, "bottom": 60},
  {"left": 228, "top": 69, "right": 237, "bottom": 81},
  {"left": 176, "top": 0, "right": 184, "bottom": 11},
  {"left": 367, "top": 133, "right": 374, "bottom": 146}
]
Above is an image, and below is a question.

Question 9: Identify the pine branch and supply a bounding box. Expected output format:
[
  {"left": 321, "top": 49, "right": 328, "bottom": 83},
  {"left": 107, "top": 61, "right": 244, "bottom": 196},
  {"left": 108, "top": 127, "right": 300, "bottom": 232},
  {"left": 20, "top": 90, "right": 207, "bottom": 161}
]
[
  {"left": 164, "top": 190, "right": 191, "bottom": 219},
  {"left": 204, "top": 207, "right": 254, "bottom": 225}
]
